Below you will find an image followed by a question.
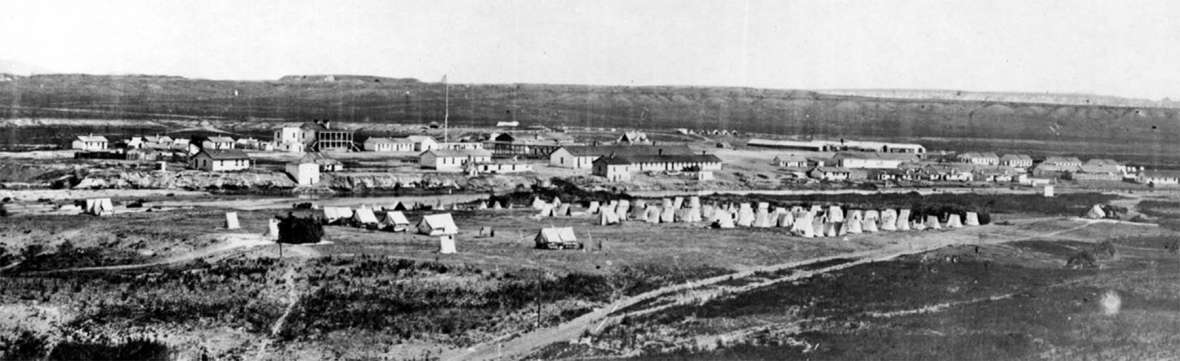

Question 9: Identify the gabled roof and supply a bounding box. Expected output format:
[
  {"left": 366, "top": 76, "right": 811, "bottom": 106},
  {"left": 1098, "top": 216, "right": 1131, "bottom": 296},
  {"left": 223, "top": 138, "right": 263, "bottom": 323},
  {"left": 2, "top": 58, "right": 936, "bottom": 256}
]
[
  {"left": 298, "top": 153, "right": 341, "bottom": 165},
  {"left": 833, "top": 152, "right": 915, "bottom": 161},
  {"left": 1043, "top": 156, "right": 1083, "bottom": 165},
  {"left": 406, "top": 135, "right": 437, "bottom": 143},
  {"left": 418, "top": 213, "right": 458, "bottom": 234},
  {"left": 813, "top": 166, "right": 851, "bottom": 173},
  {"left": 1000, "top": 154, "right": 1033, "bottom": 161},
  {"left": 560, "top": 144, "right": 692, "bottom": 157},
  {"left": 776, "top": 154, "right": 809, "bottom": 162},
  {"left": 422, "top": 148, "right": 493, "bottom": 158},
  {"left": 196, "top": 149, "right": 250, "bottom": 160},
  {"left": 76, "top": 135, "right": 108, "bottom": 142},
  {"left": 593, "top": 153, "right": 721, "bottom": 165},
  {"left": 364, "top": 137, "right": 399, "bottom": 144},
  {"left": 959, "top": 152, "right": 999, "bottom": 159},
  {"left": 536, "top": 227, "right": 577, "bottom": 243},
  {"left": 206, "top": 136, "right": 235, "bottom": 143}
]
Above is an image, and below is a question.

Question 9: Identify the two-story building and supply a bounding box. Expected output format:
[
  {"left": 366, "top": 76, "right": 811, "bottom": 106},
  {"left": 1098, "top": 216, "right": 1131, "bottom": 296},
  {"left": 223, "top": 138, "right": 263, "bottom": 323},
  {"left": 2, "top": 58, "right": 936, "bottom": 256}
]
[{"left": 72, "top": 135, "right": 109, "bottom": 151}]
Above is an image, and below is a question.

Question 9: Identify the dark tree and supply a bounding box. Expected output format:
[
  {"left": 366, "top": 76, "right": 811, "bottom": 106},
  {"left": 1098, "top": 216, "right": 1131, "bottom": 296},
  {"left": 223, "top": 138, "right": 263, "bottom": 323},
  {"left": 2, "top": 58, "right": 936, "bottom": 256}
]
[{"left": 278, "top": 216, "right": 324, "bottom": 244}]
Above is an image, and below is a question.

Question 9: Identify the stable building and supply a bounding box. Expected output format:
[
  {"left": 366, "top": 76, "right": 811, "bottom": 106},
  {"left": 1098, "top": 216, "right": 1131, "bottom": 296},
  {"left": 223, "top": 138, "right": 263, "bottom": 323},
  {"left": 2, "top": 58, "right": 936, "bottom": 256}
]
[
  {"left": 591, "top": 152, "right": 722, "bottom": 182},
  {"left": 189, "top": 149, "right": 251, "bottom": 172},
  {"left": 957, "top": 152, "right": 1000, "bottom": 166},
  {"left": 419, "top": 149, "right": 493, "bottom": 172},
  {"left": 363, "top": 137, "right": 414, "bottom": 152},
  {"left": 72, "top": 135, "right": 109, "bottom": 151},
  {"left": 549, "top": 144, "right": 693, "bottom": 169},
  {"left": 1000, "top": 154, "right": 1034, "bottom": 168}
]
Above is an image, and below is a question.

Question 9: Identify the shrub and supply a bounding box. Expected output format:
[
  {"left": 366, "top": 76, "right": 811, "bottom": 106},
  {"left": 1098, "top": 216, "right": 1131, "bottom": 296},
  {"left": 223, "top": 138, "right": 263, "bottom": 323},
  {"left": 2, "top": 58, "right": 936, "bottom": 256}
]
[
  {"left": 0, "top": 330, "right": 49, "bottom": 361},
  {"left": 1066, "top": 251, "right": 1097, "bottom": 269},
  {"left": 47, "top": 337, "right": 169, "bottom": 361},
  {"left": 278, "top": 216, "right": 324, "bottom": 244}
]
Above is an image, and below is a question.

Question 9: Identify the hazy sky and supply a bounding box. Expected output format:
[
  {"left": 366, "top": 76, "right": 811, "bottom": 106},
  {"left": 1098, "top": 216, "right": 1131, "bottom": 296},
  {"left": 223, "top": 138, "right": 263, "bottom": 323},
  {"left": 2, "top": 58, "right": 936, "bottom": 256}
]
[{"left": 2, "top": 0, "right": 1178, "bottom": 99}]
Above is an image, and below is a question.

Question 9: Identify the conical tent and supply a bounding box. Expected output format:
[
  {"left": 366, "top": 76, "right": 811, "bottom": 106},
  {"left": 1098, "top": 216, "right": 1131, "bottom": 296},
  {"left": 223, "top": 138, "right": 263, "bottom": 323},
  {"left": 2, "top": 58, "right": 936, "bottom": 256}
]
[
  {"left": 645, "top": 206, "right": 662, "bottom": 224},
  {"left": 631, "top": 200, "right": 648, "bottom": 219},
  {"left": 946, "top": 214, "right": 963, "bottom": 228},
  {"left": 757, "top": 202, "right": 770, "bottom": 211},
  {"left": 1086, "top": 205, "right": 1106, "bottom": 219},
  {"left": 712, "top": 211, "right": 735, "bottom": 228},
  {"left": 843, "top": 211, "right": 863, "bottom": 234},
  {"left": 384, "top": 201, "right": 408, "bottom": 211},
  {"left": 880, "top": 209, "right": 898, "bottom": 231},
  {"left": 862, "top": 217, "right": 879, "bottom": 233},
  {"left": 601, "top": 202, "right": 617, "bottom": 217},
  {"left": 660, "top": 205, "right": 676, "bottom": 223},
  {"left": 600, "top": 209, "right": 620, "bottom": 225},
  {"left": 661, "top": 198, "right": 673, "bottom": 209},
  {"left": 824, "top": 219, "right": 840, "bottom": 237},
  {"left": 588, "top": 201, "right": 601, "bottom": 214},
  {"left": 776, "top": 210, "right": 794, "bottom": 228},
  {"left": 417, "top": 214, "right": 459, "bottom": 235},
  {"left": 793, "top": 211, "right": 816, "bottom": 237},
  {"left": 532, "top": 197, "right": 546, "bottom": 209},
  {"left": 701, "top": 205, "right": 717, "bottom": 221},
  {"left": 552, "top": 197, "right": 562, "bottom": 206},
  {"left": 555, "top": 204, "right": 572, "bottom": 217},
  {"left": 912, "top": 220, "right": 926, "bottom": 231},
  {"left": 864, "top": 210, "right": 880, "bottom": 222},
  {"left": 672, "top": 197, "right": 683, "bottom": 209},
  {"left": 616, "top": 200, "right": 631, "bottom": 221},
  {"left": 688, "top": 197, "right": 701, "bottom": 209},
  {"left": 736, "top": 203, "right": 756, "bottom": 227},
  {"left": 683, "top": 206, "right": 702, "bottom": 222},
  {"left": 492, "top": 201, "right": 503, "bottom": 210},
  {"left": 964, "top": 212, "right": 980, "bottom": 226},
  {"left": 897, "top": 209, "right": 912, "bottom": 231},
  {"left": 753, "top": 207, "right": 773, "bottom": 228},
  {"left": 925, "top": 215, "right": 942, "bottom": 230},
  {"left": 225, "top": 212, "right": 240, "bottom": 230},
  {"left": 537, "top": 203, "right": 555, "bottom": 217},
  {"left": 827, "top": 206, "right": 845, "bottom": 223},
  {"left": 814, "top": 215, "right": 830, "bottom": 237},
  {"left": 265, "top": 218, "right": 280, "bottom": 240},
  {"left": 477, "top": 202, "right": 488, "bottom": 210}
]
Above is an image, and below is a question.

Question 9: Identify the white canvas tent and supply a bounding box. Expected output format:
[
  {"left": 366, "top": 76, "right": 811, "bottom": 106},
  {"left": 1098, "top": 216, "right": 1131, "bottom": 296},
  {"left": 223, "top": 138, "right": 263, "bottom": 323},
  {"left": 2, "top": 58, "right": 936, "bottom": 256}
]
[
  {"left": 380, "top": 211, "right": 411, "bottom": 232},
  {"left": 862, "top": 217, "right": 879, "bottom": 233},
  {"left": 352, "top": 207, "right": 380, "bottom": 227},
  {"left": 383, "top": 201, "right": 408, "bottom": 211},
  {"left": 438, "top": 235, "right": 457, "bottom": 254},
  {"left": 775, "top": 208, "right": 794, "bottom": 228},
  {"left": 736, "top": 203, "right": 756, "bottom": 227},
  {"left": 711, "top": 211, "right": 736, "bottom": 228},
  {"left": 701, "top": 205, "right": 717, "bottom": 221},
  {"left": 925, "top": 215, "right": 942, "bottom": 230},
  {"left": 645, "top": 206, "right": 662, "bottom": 224},
  {"left": 225, "top": 212, "right": 241, "bottom": 230},
  {"left": 322, "top": 207, "right": 353, "bottom": 224},
  {"left": 897, "top": 209, "right": 912, "bottom": 231},
  {"left": 265, "top": 218, "right": 280, "bottom": 240},
  {"left": 600, "top": 209, "right": 620, "bottom": 225},
  {"left": 555, "top": 204, "right": 572, "bottom": 217},
  {"left": 588, "top": 201, "right": 601, "bottom": 214},
  {"left": 827, "top": 205, "right": 845, "bottom": 223},
  {"left": 912, "top": 220, "right": 927, "bottom": 231},
  {"left": 965, "top": 212, "right": 981, "bottom": 226},
  {"left": 844, "top": 211, "right": 863, "bottom": 234},
  {"left": 417, "top": 214, "right": 459, "bottom": 235},
  {"left": 535, "top": 227, "right": 579, "bottom": 249},
  {"left": 537, "top": 203, "right": 555, "bottom": 218},
  {"left": 532, "top": 197, "right": 547, "bottom": 209},
  {"left": 631, "top": 200, "right": 648, "bottom": 219},
  {"left": 660, "top": 205, "right": 676, "bottom": 223},
  {"left": 492, "top": 201, "right": 503, "bottom": 210},
  {"left": 552, "top": 197, "right": 562, "bottom": 206},
  {"left": 616, "top": 200, "right": 631, "bottom": 221},
  {"left": 673, "top": 197, "right": 685, "bottom": 209},
  {"left": 1086, "top": 205, "right": 1105, "bottom": 219},
  {"left": 793, "top": 211, "right": 816, "bottom": 237},
  {"left": 689, "top": 196, "right": 701, "bottom": 209},
  {"left": 816, "top": 215, "right": 832, "bottom": 237},
  {"left": 880, "top": 209, "right": 898, "bottom": 231},
  {"left": 84, "top": 198, "right": 114, "bottom": 216},
  {"left": 477, "top": 201, "right": 488, "bottom": 210},
  {"left": 945, "top": 214, "right": 963, "bottom": 228},
  {"left": 753, "top": 207, "right": 773, "bottom": 228}
]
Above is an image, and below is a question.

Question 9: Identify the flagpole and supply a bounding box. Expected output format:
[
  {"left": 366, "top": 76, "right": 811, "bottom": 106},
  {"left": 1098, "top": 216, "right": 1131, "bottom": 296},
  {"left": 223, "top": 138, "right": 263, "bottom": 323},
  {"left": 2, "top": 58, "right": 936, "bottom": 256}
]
[{"left": 443, "top": 75, "right": 449, "bottom": 143}]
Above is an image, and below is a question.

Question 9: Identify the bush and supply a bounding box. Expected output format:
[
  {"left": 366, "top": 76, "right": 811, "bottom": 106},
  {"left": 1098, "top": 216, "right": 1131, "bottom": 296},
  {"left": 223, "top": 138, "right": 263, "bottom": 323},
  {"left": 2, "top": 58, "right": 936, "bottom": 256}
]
[
  {"left": 0, "top": 330, "right": 49, "bottom": 361},
  {"left": 47, "top": 337, "right": 169, "bottom": 361},
  {"left": 1066, "top": 251, "right": 1097, "bottom": 269},
  {"left": 278, "top": 216, "right": 324, "bottom": 244}
]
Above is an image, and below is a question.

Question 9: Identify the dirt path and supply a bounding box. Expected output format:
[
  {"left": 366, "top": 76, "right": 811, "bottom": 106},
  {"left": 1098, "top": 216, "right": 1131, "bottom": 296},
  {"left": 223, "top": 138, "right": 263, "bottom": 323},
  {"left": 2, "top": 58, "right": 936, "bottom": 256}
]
[
  {"left": 251, "top": 264, "right": 305, "bottom": 361},
  {"left": 444, "top": 219, "right": 1098, "bottom": 361}
]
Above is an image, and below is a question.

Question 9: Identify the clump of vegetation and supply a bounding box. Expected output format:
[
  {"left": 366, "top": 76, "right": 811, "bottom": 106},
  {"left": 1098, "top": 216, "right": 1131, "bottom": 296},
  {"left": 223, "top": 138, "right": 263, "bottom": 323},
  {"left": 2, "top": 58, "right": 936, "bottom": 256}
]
[
  {"left": 278, "top": 215, "right": 324, "bottom": 244},
  {"left": 1066, "top": 251, "right": 1098, "bottom": 269},
  {"left": 0, "top": 330, "right": 49, "bottom": 361},
  {"left": 47, "top": 336, "right": 169, "bottom": 361}
]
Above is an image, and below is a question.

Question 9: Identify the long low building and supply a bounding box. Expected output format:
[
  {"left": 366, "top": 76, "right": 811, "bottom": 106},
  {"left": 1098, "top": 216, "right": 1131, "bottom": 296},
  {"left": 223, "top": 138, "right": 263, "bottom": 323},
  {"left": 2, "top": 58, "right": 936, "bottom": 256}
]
[
  {"left": 592, "top": 153, "right": 722, "bottom": 182},
  {"left": 549, "top": 144, "right": 693, "bottom": 169},
  {"left": 419, "top": 149, "right": 493, "bottom": 172},
  {"left": 747, "top": 138, "right": 925, "bottom": 155}
]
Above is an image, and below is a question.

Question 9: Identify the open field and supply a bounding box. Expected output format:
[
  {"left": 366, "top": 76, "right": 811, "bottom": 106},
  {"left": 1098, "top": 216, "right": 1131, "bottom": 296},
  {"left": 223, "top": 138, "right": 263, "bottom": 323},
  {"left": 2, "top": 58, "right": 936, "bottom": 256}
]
[{"left": 2, "top": 187, "right": 1178, "bottom": 360}]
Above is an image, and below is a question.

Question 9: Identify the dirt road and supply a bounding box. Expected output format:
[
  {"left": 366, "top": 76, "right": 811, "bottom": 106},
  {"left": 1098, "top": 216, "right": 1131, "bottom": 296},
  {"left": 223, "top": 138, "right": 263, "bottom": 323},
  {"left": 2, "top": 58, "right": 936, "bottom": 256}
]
[{"left": 444, "top": 218, "right": 1101, "bottom": 361}]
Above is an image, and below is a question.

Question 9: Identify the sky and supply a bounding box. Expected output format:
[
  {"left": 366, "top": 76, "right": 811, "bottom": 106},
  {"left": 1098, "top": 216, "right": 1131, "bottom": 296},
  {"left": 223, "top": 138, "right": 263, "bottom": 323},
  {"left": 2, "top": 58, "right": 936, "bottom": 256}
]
[{"left": 1, "top": 0, "right": 1178, "bottom": 99}]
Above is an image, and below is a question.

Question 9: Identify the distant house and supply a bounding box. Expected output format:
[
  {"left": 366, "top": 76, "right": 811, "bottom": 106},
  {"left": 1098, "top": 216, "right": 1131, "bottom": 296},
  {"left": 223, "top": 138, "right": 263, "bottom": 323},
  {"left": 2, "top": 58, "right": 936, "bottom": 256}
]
[
  {"left": 406, "top": 135, "right": 439, "bottom": 152},
  {"left": 72, "top": 135, "right": 108, "bottom": 151},
  {"left": 617, "top": 131, "right": 650, "bottom": 144},
  {"left": 957, "top": 152, "right": 1000, "bottom": 166},
  {"left": 273, "top": 126, "right": 307, "bottom": 152},
  {"left": 200, "top": 136, "right": 236, "bottom": 150},
  {"left": 419, "top": 149, "right": 493, "bottom": 172},
  {"left": 920, "top": 165, "right": 975, "bottom": 182},
  {"left": 302, "top": 120, "right": 356, "bottom": 151},
  {"left": 772, "top": 154, "right": 809, "bottom": 168},
  {"left": 1033, "top": 156, "right": 1083, "bottom": 177},
  {"left": 470, "top": 160, "right": 534, "bottom": 174},
  {"left": 496, "top": 121, "right": 520, "bottom": 128},
  {"left": 1137, "top": 170, "right": 1180, "bottom": 186},
  {"left": 189, "top": 149, "right": 251, "bottom": 172},
  {"left": 809, "top": 167, "right": 853, "bottom": 181},
  {"left": 1000, "top": 154, "right": 1034, "bottom": 168},
  {"left": 285, "top": 161, "right": 321, "bottom": 186},
  {"left": 592, "top": 152, "right": 722, "bottom": 182},
  {"left": 833, "top": 152, "right": 912, "bottom": 169},
  {"left": 1076, "top": 159, "right": 1125, "bottom": 181},
  {"left": 972, "top": 167, "right": 1020, "bottom": 183},
  {"left": 235, "top": 138, "right": 272, "bottom": 151},
  {"left": 364, "top": 137, "right": 414, "bottom": 152},
  {"left": 438, "top": 142, "right": 484, "bottom": 151},
  {"left": 549, "top": 144, "right": 693, "bottom": 169}
]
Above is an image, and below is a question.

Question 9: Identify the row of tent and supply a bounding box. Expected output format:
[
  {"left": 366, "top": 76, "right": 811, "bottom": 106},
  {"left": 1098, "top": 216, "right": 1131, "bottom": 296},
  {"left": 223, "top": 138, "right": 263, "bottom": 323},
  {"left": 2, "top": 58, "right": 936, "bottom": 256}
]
[{"left": 318, "top": 206, "right": 457, "bottom": 235}]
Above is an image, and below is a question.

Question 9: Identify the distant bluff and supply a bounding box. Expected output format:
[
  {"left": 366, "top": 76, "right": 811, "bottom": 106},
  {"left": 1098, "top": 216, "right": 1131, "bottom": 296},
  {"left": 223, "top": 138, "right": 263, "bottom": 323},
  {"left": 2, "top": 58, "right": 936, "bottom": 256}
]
[{"left": 278, "top": 74, "right": 421, "bottom": 84}]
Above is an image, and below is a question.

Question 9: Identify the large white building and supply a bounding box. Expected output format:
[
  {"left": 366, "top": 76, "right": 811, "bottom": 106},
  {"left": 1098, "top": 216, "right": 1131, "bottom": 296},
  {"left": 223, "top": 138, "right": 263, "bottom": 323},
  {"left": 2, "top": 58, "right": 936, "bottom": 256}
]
[
  {"left": 285, "top": 162, "right": 321, "bottom": 186},
  {"left": 363, "top": 137, "right": 414, "bottom": 152},
  {"left": 549, "top": 145, "right": 693, "bottom": 169},
  {"left": 833, "top": 152, "right": 912, "bottom": 169},
  {"left": 419, "top": 149, "right": 493, "bottom": 172},
  {"left": 72, "top": 135, "right": 109, "bottom": 151},
  {"left": 273, "top": 126, "right": 307, "bottom": 152},
  {"left": 591, "top": 153, "right": 722, "bottom": 182}
]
